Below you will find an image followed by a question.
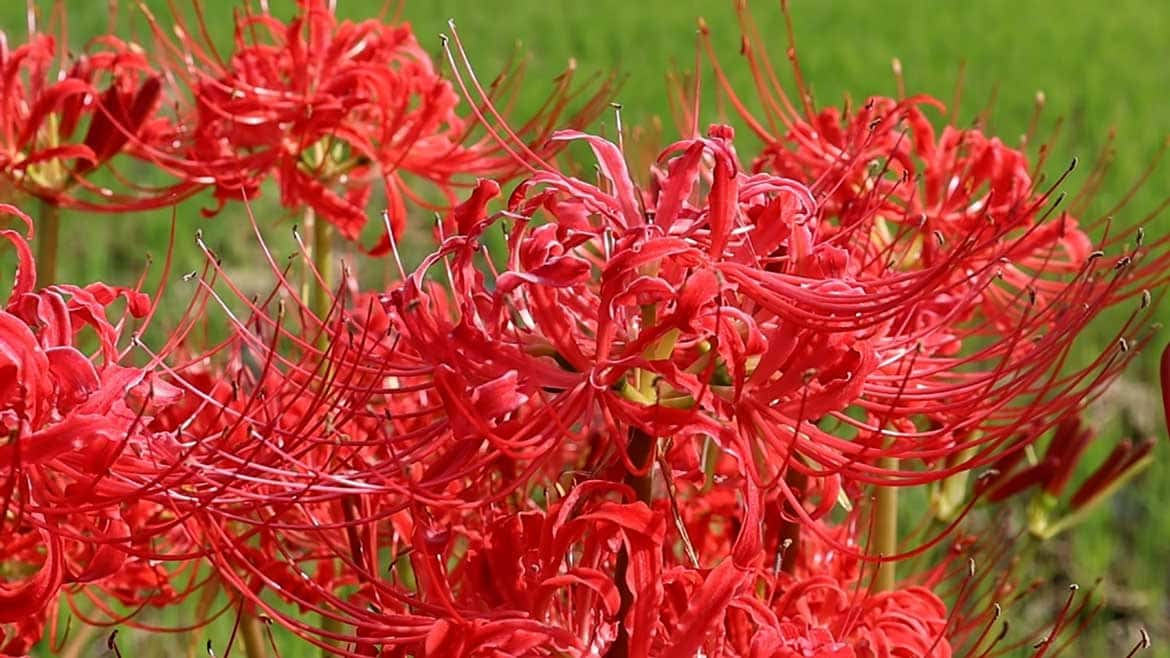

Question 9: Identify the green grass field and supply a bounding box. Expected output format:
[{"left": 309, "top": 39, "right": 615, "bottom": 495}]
[{"left": 3, "top": 0, "right": 1170, "bottom": 655}]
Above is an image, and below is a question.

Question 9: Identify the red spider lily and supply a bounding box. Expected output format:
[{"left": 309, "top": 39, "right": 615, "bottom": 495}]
[
  {"left": 4, "top": 5, "right": 1158, "bottom": 654},
  {"left": 432, "top": 486, "right": 953, "bottom": 658},
  {"left": 165, "top": 84, "right": 1166, "bottom": 601},
  {"left": 153, "top": 440, "right": 1105, "bottom": 658},
  {"left": 651, "top": 472, "right": 1115, "bottom": 658},
  {"left": 359, "top": 115, "right": 1162, "bottom": 532},
  {"left": 132, "top": 112, "right": 1163, "bottom": 654},
  {"left": 0, "top": 607, "right": 49, "bottom": 657},
  {"left": 141, "top": 0, "right": 612, "bottom": 248},
  {"left": 976, "top": 415, "right": 1155, "bottom": 538},
  {"left": 0, "top": 9, "right": 195, "bottom": 211},
  {"left": 0, "top": 203, "right": 208, "bottom": 645},
  {"left": 696, "top": 2, "right": 1170, "bottom": 313},
  {"left": 67, "top": 231, "right": 482, "bottom": 653},
  {"left": 685, "top": 4, "right": 1170, "bottom": 471},
  {"left": 99, "top": 35, "right": 1166, "bottom": 649}
]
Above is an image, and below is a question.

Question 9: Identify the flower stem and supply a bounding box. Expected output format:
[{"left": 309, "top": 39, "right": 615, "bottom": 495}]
[
  {"left": 308, "top": 208, "right": 334, "bottom": 325},
  {"left": 624, "top": 427, "right": 656, "bottom": 503},
  {"left": 308, "top": 210, "right": 343, "bottom": 656},
  {"left": 606, "top": 309, "right": 671, "bottom": 658},
  {"left": 607, "top": 427, "right": 656, "bottom": 658},
  {"left": 321, "top": 614, "right": 344, "bottom": 657},
  {"left": 776, "top": 470, "right": 807, "bottom": 574},
  {"left": 36, "top": 200, "right": 60, "bottom": 285},
  {"left": 58, "top": 616, "right": 102, "bottom": 658},
  {"left": 874, "top": 456, "right": 899, "bottom": 592},
  {"left": 308, "top": 208, "right": 342, "bottom": 658},
  {"left": 240, "top": 610, "right": 267, "bottom": 658}
]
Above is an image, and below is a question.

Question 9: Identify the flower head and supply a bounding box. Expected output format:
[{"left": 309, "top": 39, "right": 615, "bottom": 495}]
[
  {"left": 0, "top": 11, "right": 190, "bottom": 211},
  {"left": 145, "top": 1, "right": 612, "bottom": 248},
  {"left": 0, "top": 203, "right": 191, "bottom": 638}
]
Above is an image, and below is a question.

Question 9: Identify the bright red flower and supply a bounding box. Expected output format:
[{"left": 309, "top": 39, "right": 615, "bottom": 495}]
[
  {"left": 10, "top": 7, "right": 1155, "bottom": 654},
  {"left": 354, "top": 117, "right": 1161, "bottom": 535},
  {"left": 0, "top": 15, "right": 192, "bottom": 211},
  {"left": 141, "top": 60, "right": 1168, "bottom": 651},
  {"left": 977, "top": 414, "right": 1155, "bottom": 538},
  {"left": 169, "top": 82, "right": 1163, "bottom": 629},
  {"left": 686, "top": 4, "right": 1170, "bottom": 487},
  {"left": 0, "top": 203, "right": 192, "bottom": 642},
  {"left": 144, "top": 0, "right": 611, "bottom": 248}
]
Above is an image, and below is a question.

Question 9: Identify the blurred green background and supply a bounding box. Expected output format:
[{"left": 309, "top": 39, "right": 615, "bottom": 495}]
[{"left": 2, "top": 0, "right": 1169, "bottom": 656}]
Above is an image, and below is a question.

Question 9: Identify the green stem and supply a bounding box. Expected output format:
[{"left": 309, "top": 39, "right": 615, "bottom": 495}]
[
  {"left": 874, "top": 456, "right": 899, "bottom": 592},
  {"left": 606, "top": 303, "right": 670, "bottom": 658},
  {"left": 240, "top": 610, "right": 267, "bottom": 658},
  {"left": 58, "top": 616, "right": 102, "bottom": 658},
  {"left": 310, "top": 210, "right": 342, "bottom": 657},
  {"left": 320, "top": 614, "right": 344, "bottom": 657},
  {"left": 36, "top": 200, "right": 60, "bottom": 285},
  {"left": 293, "top": 208, "right": 344, "bottom": 655},
  {"left": 309, "top": 208, "right": 334, "bottom": 325}
]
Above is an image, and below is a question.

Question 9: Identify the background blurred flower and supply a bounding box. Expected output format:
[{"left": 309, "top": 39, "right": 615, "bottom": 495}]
[{"left": 144, "top": 0, "right": 612, "bottom": 251}]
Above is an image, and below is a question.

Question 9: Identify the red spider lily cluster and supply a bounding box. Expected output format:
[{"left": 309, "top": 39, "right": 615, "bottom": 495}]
[
  {"left": 140, "top": 0, "right": 610, "bottom": 248},
  {"left": 2, "top": 1, "right": 1169, "bottom": 657},
  {"left": 0, "top": 10, "right": 174, "bottom": 210}
]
